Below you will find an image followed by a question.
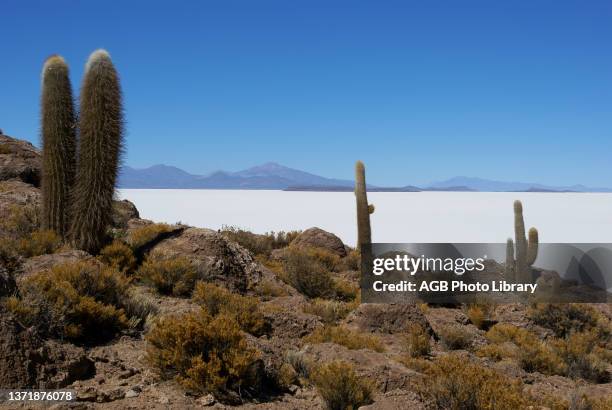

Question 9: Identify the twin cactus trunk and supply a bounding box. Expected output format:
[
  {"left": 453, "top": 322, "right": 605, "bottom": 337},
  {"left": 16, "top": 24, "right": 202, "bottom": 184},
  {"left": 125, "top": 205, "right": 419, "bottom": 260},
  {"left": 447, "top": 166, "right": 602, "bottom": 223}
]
[
  {"left": 40, "top": 56, "right": 76, "bottom": 238},
  {"left": 40, "top": 50, "right": 123, "bottom": 253},
  {"left": 355, "top": 161, "right": 374, "bottom": 252},
  {"left": 505, "top": 200, "right": 539, "bottom": 283}
]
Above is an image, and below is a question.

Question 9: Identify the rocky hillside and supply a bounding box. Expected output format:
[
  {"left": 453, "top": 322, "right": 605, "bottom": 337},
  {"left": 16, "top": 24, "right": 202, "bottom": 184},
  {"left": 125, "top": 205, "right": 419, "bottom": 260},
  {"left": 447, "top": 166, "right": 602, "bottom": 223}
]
[{"left": 0, "top": 134, "right": 611, "bottom": 409}]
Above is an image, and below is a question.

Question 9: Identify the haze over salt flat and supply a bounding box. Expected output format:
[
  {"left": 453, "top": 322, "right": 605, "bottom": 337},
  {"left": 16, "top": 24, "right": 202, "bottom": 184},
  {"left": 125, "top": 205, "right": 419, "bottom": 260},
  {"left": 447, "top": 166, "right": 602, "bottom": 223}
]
[{"left": 118, "top": 190, "right": 612, "bottom": 246}]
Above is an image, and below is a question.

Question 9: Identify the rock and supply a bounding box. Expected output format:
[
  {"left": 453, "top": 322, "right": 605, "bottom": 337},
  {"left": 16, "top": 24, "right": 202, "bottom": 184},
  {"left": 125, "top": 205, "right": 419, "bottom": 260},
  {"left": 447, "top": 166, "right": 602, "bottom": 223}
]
[
  {"left": 302, "top": 343, "right": 420, "bottom": 393},
  {"left": 345, "top": 303, "right": 430, "bottom": 334},
  {"left": 124, "top": 389, "right": 140, "bottom": 398},
  {"left": 148, "top": 227, "right": 265, "bottom": 293},
  {"left": 19, "top": 250, "right": 97, "bottom": 282},
  {"left": 262, "top": 296, "right": 321, "bottom": 340},
  {"left": 0, "top": 134, "right": 41, "bottom": 186},
  {"left": 196, "top": 393, "right": 216, "bottom": 406},
  {"left": 0, "top": 309, "right": 95, "bottom": 389},
  {"left": 0, "top": 265, "right": 16, "bottom": 297},
  {"left": 291, "top": 227, "right": 347, "bottom": 257},
  {"left": 111, "top": 199, "right": 140, "bottom": 229},
  {"left": 359, "top": 389, "right": 426, "bottom": 410}
]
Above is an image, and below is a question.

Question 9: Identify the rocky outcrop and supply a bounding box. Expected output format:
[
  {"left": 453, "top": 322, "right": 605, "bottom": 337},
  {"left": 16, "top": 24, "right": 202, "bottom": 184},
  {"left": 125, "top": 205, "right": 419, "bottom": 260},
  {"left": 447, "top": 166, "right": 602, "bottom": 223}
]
[
  {"left": 0, "top": 309, "right": 95, "bottom": 389},
  {"left": 0, "top": 134, "right": 41, "bottom": 186},
  {"left": 345, "top": 303, "right": 431, "bottom": 335},
  {"left": 148, "top": 227, "right": 265, "bottom": 293},
  {"left": 291, "top": 227, "right": 347, "bottom": 257},
  {"left": 111, "top": 199, "right": 140, "bottom": 229}
]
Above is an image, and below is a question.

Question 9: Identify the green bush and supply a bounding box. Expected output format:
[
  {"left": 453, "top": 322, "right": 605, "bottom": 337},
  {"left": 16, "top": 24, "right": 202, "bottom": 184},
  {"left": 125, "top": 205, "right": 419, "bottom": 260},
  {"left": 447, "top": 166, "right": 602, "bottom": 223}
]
[
  {"left": 6, "top": 261, "right": 135, "bottom": 343},
  {"left": 192, "top": 282, "right": 265, "bottom": 335},
  {"left": 438, "top": 325, "right": 473, "bottom": 350},
  {"left": 220, "top": 226, "right": 300, "bottom": 257},
  {"left": 414, "top": 354, "right": 528, "bottom": 410},
  {"left": 311, "top": 361, "right": 373, "bottom": 410},
  {"left": 137, "top": 253, "right": 197, "bottom": 296},
  {"left": 528, "top": 303, "right": 605, "bottom": 338},
  {"left": 405, "top": 323, "right": 431, "bottom": 358},
  {"left": 305, "top": 325, "right": 384, "bottom": 352},
  {"left": 146, "top": 309, "right": 260, "bottom": 402},
  {"left": 282, "top": 247, "right": 335, "bottom": 298},
  {"left": 99, "top": 240, "right": 137, "bottom": 274}
]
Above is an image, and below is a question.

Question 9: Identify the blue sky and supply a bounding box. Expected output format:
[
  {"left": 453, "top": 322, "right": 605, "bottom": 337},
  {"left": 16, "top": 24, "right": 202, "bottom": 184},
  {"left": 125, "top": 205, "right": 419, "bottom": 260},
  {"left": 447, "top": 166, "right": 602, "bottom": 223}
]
[{"left": 1, "top": 0, "right": 611, "bottom": 187}]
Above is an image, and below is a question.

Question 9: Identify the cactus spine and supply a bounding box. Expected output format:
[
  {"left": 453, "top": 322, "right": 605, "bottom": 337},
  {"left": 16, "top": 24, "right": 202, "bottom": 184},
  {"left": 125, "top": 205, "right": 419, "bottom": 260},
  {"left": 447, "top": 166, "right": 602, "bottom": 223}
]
[
  {"left": 506, "top": 200, "right": 539, "bottom": 283},
  {"left": 40, "top": 55, "right": 76, "bottom": 238},
  {"left": 70, "top": 50, "right": 123, "bottom": 253},
  {"left": 355, "top": 161, "right": 374, "bottom": 251}
]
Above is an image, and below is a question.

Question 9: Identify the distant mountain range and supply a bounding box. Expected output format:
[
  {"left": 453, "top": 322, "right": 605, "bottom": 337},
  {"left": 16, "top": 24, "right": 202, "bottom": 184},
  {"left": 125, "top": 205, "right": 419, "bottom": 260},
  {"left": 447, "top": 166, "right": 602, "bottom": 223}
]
[{"left": 118, "top": 163, "right": 612, "bottom": 192}]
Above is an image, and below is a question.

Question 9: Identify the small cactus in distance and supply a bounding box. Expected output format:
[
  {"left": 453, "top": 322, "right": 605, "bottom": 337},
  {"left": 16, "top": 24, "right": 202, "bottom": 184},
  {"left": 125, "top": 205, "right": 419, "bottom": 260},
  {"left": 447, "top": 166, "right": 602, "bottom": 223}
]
[
  {"left": 355, "top": 161, "right": 374, "bottom": 251},
  {"left": 506, "top": 200, "right": 539, "bottom": 283},
  {"left": 70, "top": 49, "right": 124, "bottom": 253},
  {"left": 40, "top": 55, "right": 76, "bottom": 238}
]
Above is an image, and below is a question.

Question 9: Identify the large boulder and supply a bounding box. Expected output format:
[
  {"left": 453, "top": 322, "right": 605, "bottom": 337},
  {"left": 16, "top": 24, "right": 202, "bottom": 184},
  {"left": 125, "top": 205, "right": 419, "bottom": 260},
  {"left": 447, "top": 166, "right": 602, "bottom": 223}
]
[
  {"left": 19, "top": 250, "right": 97, "bottom": 281},
  {"left": 148, "top": 227, "right": 265, "bottom": 293},
  {"left": 111, "top": 199, "right": 140, "bottom": 229},
  {"left": 291, "top": 227, "right": 347, "bottom": 257},
  {"left": 0, "top": 134, "right": 41, "bottom": 187},
  {"left": 0, "top": 309, "right": 95, "bottom": 389}
]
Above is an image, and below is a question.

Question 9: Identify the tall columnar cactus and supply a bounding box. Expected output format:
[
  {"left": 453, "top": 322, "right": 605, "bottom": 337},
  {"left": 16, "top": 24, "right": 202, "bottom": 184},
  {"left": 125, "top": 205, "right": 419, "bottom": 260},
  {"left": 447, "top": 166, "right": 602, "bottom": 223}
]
[
  {"left": 506, "top": 200, "right": 539, "bottom": 283},
  {"left": 70, "top": 50, "right": 123, "bottom": 253},
  {"left": 505, "top": 238, "right": 515, "bottom": 281},
  {"left": 355, "top": 161, "right": 374, "bottom": 251},
  {"left": 40, "top": 55, "right": 76, "bottom": 238}
]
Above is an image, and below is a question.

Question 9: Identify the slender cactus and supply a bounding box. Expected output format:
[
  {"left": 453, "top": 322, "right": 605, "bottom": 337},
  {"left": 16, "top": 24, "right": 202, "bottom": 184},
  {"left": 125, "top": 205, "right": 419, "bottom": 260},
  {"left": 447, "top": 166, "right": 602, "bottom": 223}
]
[
  {"left": 505, "top": 238, "right": 515, "bottom": 281},
  {"left": 355, "top": 161, "right": 374, "bottom": 251},
  {"left": 40, "top": 55, "right": 76, "bottom": 238},
  {"left": 510, "top": 200, "right": 539, "bottom": 283},
  {"left": 70, "top": 50, "right": 123, "bottom": 253}
]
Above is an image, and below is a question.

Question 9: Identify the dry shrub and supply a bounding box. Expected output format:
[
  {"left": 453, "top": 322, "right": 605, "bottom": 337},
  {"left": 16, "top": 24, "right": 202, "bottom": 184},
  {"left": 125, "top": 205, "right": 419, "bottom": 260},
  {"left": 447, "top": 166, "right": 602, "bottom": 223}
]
[
  {"left": 304, "top": 325, "right": 384, "bottom": 352},
  {"left": 254, "top": 278, "right": 288, "bottom": 299},
  {"left": 333, "top": 277, "right": 359, "bottom": 301},
  {"left": 414, "top": 354, "right": 528, "bottom": 410},
  {"left": 0, "top": 203, "right": 40, "bottom": 237},
  {"left": 137, "top": 253, "right": 197, "bottom": 296},
  {"left": 476, "top": 343, "right": 517, "bottom": 361},
  {"left": 438, "top": 324, "right": 473, "bottom": 350},
  {"left": 405, "top": 323, "right": 431, "bottom": 358},
  {"left": 146, "top": 309, "right": 260, "bottom": 402},
  {"left": 282, "top": 247, "right": 335, "bottom": 298},
  {"left": 220, "top": 226, "right": 300, "bottom": 257},
  {"left": 127, "top": 223, "right": 173, "bottom": 249},
  {"left": 302, "top": 299, "right": 356, "bottom": 324},
  {"left": 552, "top": 330, "right": 609, "bottom": 383},
  {"left": 192, "top": 282, "right": 265, "bottom": 336},
  {"left": 16, "top": 229, "right": 61, "bottom": 257},
  {"left": 286, "top": 350, "right": 313, "bottom": 380},
  {"left": 311, "top": 361, "right": 373, "bottom": 410},
  {"left": 485, "top": 323, "right": 565, "bottom": 375},
  {"left": 99, "top": 240, "right": 136, "bottom": 274},
  {"left": 7, "top": 261, "right": 134, "bottom": 343},
  {"left": 339, "top": 249, "right": 360, "bottom": 271},
  {"left": 528, "top": 303, "right": 606, "bottom": 338}
]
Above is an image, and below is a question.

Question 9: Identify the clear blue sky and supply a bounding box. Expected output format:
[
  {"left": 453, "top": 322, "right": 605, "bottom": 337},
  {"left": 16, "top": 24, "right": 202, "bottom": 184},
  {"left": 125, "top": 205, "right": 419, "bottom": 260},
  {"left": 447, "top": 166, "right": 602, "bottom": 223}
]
[{"left": 2, "top": 0, "right": 611, "bottom": 187}]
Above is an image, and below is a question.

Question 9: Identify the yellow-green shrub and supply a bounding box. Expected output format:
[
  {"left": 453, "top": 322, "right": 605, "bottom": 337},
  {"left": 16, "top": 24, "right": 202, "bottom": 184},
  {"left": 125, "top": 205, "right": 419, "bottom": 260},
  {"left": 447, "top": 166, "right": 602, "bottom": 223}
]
[
  {"left": 127, "top": 223, "right": 173, "bottom": 249},
  {"left": 311, "top": 361, "right": 373, "bottom": 410},
  {"left": 437, "top": 325, "right": 473, "bottom": 350},
  {"left": 192, "top": 282, "right": 265, "bottom": 335},
  {"left": 16, "top": 230, "right": 61, "bottom": 257},
  {"left": 7, "top": 261, "right": 131, "bottom": 343},
  {"left": 220, "top": 226, "right": 300, "bottom": 257},
  {"left": 333, "top": 277, "right": 359, "bottom": 301},
  {"left": 254, "top": 278, "right": 288, "bottom": 299},
  {"left": 282, "top": 247, "right": 335, "bottom": 298},
  {"left": 137, "top": 254, "right": 197, "bottom": 296},
  {"left": 304, "top": 325, "right": 384, "bottom": 352},
  {"left": 528, "top": 303, "right": 606, "bottom": 338},
  {"left": 99, "top": 241, "right": 136, "bottom": 274},
  {"left": 414, "top": 354, "right": 528, "bottom": 410},
  {"left": 405, "top": 323, "right": 431, "bottom": 358},
  {"left": 146, "top": 309, "right": 260, "bottom": 402},
  {"left": 302, "top": 299, "right": 356, "bottom": 324}
]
